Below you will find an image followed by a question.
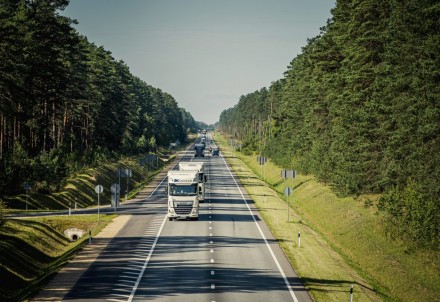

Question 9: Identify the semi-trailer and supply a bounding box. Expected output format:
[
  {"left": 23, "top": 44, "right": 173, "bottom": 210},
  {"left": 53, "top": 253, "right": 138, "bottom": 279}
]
[{"left": 179, "top": 162, "right": 206, "bottom": 202}]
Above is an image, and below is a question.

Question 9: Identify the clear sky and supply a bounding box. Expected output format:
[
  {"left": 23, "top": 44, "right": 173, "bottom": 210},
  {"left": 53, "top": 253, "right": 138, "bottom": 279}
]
[{"left": 62, "top": 0, "right": 335, "bottom": 125}]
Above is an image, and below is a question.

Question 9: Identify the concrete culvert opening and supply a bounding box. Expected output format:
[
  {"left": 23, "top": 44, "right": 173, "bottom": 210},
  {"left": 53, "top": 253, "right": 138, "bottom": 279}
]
[{"left": 64, "top": 228, "right": 85, "bottom": 241}]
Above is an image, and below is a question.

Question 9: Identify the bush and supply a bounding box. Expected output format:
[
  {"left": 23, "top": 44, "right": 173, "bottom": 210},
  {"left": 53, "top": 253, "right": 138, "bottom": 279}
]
[{"left": 378, "top": 181, "right": 440, "bottom": 249}]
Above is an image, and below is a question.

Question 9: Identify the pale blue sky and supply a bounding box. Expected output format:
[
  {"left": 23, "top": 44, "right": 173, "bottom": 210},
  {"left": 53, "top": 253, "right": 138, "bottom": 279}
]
[{"left": 63, "top": 0, "right": 335, "bottom": 124}]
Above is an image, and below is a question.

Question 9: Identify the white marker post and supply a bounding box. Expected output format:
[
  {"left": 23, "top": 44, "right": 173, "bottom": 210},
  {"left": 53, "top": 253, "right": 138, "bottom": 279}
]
[
  {"left": 95, "top": 185, "right": 103, "bottom": 222},
  {"left": 350, "top": 285, "right": 353, "bottom": 302},
  {"left": 283, "top": 187, "right": 292, "bottom": 222}
]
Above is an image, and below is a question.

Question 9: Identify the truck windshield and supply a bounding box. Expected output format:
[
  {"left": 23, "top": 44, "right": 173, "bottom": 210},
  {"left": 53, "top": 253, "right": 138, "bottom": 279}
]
[{"left": 169, "top": 184, "right": 198, "bottom": 196}]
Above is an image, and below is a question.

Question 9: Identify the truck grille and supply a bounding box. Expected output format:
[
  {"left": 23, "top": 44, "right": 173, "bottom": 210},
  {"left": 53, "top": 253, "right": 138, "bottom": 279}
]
[{"left": 174, "top": 205, "right": 192, "bottom": 215}]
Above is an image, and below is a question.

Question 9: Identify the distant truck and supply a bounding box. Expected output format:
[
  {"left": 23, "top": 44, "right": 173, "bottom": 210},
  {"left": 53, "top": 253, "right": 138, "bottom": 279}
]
[
  {"left": 179, "top": 162, "right": 206, "bottom": 202},
  {"left": 211, "top": 148, "right": 220, "bottom": 156},
  {"left": 194, "top": 143, "right": 205, "bottom": 157},
  {"left": 166, "top": 170, "right": 199, "bottom": 221}
]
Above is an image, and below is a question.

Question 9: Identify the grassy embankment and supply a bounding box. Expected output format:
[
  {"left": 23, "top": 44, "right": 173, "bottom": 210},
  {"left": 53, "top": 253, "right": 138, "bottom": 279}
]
[
  {"left": 214, "top": 133, "right": 439, "bottom": 302},
  {"left": 5, "top": 152, "right": 174, "bottom": 212},
  {"left": 0, "top": 147, "right": 181, "bottom": 301},
  {"left": 0, "top": 214, "right": 115, "bottom": 301}
]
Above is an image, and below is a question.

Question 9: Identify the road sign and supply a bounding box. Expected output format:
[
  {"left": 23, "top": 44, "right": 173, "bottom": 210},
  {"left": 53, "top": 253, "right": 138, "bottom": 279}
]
[
  {"left": 111, "top": 184, "right": 120, "bottom": 194},
  {"left": 257, "top": 156, "right": 267, "bottom": 165},
  {"left": 23, "top": 182, "right": 31, "bottom": 191},
  {"left": 281, "top": 170, "right": 296, "bottom": 179},
  {"left": 95, "top": 185, "right": 103, "bottom": 194},
  {"left": 116, "top": 168, "right": 132, "bottom": 177},
  {"left": 284, "top": 187, "right": 293, "bottom": 196}
]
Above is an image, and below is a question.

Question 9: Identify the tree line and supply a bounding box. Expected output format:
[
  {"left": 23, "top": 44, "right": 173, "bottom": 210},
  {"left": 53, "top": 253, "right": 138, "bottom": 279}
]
[
  {"left": 219, "top": 0, "right": 439, "bottom": 248},
  {"left": 0, "top": 0, "right": 199, "bottom": 197}
]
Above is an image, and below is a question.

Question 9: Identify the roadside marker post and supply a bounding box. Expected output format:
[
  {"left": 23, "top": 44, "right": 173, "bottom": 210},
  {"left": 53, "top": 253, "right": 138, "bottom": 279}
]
[
  {"left": 298, "top": 231, "right": 301, "bottom": 248},
  {"left": 281, "top": 170, "right": 296, "bottom": 222},
  {"left": 95, "top": 185, "right": 103, "bottom": 222},
  {"left": 284, "top": 187, "right": 293, "bottom": 221},
  {"left": 350, "top": 285, "right": 354, "bottom": 302},
  {"left": 111, "top": 184, "right": 120, "bottom": 212},
  {"left": 23, "top": 182, "right": 31, "bottom": 212}
]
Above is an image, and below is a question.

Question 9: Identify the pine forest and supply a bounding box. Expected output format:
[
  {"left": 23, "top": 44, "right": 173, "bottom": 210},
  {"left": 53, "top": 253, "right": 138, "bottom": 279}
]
[{"left": 219, "top": 0, "right": 439, "bottom": 248}]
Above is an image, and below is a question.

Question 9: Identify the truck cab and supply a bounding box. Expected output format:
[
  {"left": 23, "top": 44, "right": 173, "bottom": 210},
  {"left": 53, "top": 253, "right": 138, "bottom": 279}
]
[{"left": 167, "top": 170, "right": 199, "bottom": 221}]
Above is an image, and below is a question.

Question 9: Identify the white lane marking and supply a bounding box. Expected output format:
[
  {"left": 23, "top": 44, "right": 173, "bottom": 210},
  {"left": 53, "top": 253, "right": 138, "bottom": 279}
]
[
  {"left": 211, "top": 284, "right": 215, "bottom": 289},
  {"left": 211, "top": 270, "right": 215, "bottom": 275},
  {"left": 209, "top": 226, "right": 212, "bottom": 230},
  {"left": 127, "top": 215, "right": 167, "bottom": 302},
  {"left": 210, "top": 241, "right": 213, "bottom": 244},
  {"left": 210, "top": 249, "right": 214, "bottom": 253},
  {"left": 221, "top": 156, "right": 300, "bottom": 302},
  {"left": 211, "top": 259, "right": 214, "bottom": 263}
]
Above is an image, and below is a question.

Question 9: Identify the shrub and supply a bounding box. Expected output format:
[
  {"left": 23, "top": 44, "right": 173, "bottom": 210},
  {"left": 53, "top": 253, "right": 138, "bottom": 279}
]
[{"left": 378, "top": 181, "right": 440, "bottom": 249}]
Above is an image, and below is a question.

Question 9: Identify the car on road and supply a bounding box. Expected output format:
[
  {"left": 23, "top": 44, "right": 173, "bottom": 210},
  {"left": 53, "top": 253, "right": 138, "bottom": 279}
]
[{"left": 212, "top": 148, "right": 219, "bottom": 156}]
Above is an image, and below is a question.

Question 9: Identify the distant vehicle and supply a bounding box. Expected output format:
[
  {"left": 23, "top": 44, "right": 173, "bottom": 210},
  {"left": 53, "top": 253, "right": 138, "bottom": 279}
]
[
  {"left": 166, "top": 170, "right": 199, "bottom": 221},
  {"left": 202, "top": 129, "right": 207, "bottom": 134},
  {"left": 212, "top": 148, "right": 219, "bottom": 156},
  {"left": 194, "top": 143, "right": 205, "bottom": 157}
]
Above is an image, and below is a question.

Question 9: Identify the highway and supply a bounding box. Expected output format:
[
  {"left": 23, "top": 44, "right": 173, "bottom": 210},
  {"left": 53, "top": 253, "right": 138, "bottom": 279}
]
[{"left": 50, "top": 136, "right": 312, "bottom": 302}]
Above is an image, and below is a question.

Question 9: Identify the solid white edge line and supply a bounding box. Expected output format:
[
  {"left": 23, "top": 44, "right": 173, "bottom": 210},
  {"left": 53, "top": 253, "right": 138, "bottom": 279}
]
[
  {"left": 221, "top": 154, "right": 300, "bottom": 302},
  {"left": 127, "top": 214, "right": 167, "bottom": 302}
]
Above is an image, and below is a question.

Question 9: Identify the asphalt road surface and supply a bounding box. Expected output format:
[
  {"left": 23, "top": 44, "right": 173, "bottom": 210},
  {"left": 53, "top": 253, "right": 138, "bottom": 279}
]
[{"left": 46, "top": 137, "right": 312, "bottom": 302}]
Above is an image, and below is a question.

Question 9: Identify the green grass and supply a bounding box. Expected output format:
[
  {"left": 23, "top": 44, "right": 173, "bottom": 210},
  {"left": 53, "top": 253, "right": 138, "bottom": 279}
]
[
  {"left": 0, "top": 214, "right": 114, "bottom": 302},
  {"left": 5, "top": 155, "right": 168, "bottom": 212},
  {"left": 216, "top": 133, "right": 440, "bottom": 302},
  {"left": 0, "top": 141, "right": 192, "bottom": 301}
]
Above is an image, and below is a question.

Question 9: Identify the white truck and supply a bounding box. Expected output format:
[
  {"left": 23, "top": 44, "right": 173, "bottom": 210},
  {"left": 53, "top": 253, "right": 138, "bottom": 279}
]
[
  {"left": 167, "top": 170, "right": 199, "bottom": 221},
  {"left": 179, "top": 162, "right": 206, "bottom": 203}
]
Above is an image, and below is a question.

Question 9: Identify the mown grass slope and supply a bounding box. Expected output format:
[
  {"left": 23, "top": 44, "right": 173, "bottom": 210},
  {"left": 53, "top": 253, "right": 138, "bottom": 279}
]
[
  {"left": 0, "top": 215, "right": 114, "bottom": 302},
  {"left": 5, "top": 154, "right": 169, "bottom": 211}
]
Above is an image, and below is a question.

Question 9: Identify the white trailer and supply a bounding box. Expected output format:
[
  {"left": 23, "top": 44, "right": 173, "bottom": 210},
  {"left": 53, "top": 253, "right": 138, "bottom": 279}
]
[
  {"left": 179, "top": 162, "right": 206, "bottom": 202},
  {"left": 167, "top": 170, "right": 199, "bottom": 221}
]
